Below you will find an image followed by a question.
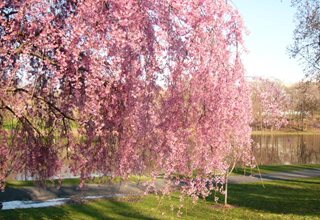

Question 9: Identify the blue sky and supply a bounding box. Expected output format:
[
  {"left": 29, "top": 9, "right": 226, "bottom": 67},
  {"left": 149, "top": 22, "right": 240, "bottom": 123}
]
[{"left": 232, "top": 0, "right": 304, "bottom": 85}]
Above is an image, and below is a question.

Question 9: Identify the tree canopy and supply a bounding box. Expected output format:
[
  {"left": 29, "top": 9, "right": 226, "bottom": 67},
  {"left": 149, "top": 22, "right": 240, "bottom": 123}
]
[{"left": 0, "top": 0, "right": 252, "bottom": 201}]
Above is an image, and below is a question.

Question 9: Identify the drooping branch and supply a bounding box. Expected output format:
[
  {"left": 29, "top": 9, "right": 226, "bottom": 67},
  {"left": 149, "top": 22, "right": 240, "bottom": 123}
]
[
  {"left": 11, "top": 88, "right": 75, "bottom": 121},
  {"left": 4, "top": 104, "right": 44, "bottom": 138}
]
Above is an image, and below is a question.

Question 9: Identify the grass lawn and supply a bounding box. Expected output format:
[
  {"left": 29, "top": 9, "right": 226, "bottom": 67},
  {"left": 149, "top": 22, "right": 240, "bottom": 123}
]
[
  {"left": 1, "top": 177, "right": 320, "bottom": 219},
  {"left": 6, "top": 175, "right": 151, "bottom": 188}
]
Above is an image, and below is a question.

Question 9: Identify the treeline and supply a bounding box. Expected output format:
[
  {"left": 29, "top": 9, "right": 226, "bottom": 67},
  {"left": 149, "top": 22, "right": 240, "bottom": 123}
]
[{"left": 251, "top": 78, "right": 320, "bottom": 131}]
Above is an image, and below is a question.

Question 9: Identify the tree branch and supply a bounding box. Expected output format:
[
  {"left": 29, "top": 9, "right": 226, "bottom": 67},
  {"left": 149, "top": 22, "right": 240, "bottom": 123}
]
[
  {"left": 12, "top": 88, "right": 75, "bottom": 121},
  {"left": 4, "top": 105, "right": 44, "bottom": 137}
]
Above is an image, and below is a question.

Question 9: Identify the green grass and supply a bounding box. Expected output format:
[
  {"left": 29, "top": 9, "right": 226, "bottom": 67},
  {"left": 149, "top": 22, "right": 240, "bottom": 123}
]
[
  {"left": 233, "top": 164, "right": 320, "bottom": 176},
  {"left": 6, "top": 180, "right": 36, "bottom": 187},
  {"left": 1, "top": 177, "right": 320, "bottom": 219},
  {"left": 6, "top": 175, "right": 151, "bottom": 188},
  {"left": 6, "top": 178, "right": 81, "bottom": 188}
]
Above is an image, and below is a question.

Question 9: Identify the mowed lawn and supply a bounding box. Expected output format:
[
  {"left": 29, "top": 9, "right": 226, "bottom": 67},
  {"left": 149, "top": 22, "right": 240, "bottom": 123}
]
[{"left": 1, "top": 177, "right": 320, "bottom": 220}]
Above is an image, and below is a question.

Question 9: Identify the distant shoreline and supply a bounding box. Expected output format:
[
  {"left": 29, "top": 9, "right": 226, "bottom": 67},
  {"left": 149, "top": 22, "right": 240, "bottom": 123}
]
[{"left": 252, "top": 130, "right": 320, "bottom": 135}]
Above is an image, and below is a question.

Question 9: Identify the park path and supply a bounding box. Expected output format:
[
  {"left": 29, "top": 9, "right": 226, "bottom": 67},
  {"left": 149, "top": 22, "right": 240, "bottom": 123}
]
[
  {"left": 228, "top": 168, "right": 320, "bottom": 183},
  {"left": 1, "top": 168, "right": 320, "bottom": 210}
]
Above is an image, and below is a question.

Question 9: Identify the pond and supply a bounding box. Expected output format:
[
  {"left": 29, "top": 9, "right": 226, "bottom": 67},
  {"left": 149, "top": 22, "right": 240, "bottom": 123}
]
[{"left": 252, "top": 134, "right": 320, "bottom": 165}]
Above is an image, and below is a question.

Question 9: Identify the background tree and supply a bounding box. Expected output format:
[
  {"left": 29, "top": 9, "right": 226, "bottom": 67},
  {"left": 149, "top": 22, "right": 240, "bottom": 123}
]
[
  {"left": 288, "top": 81, "right": 320, "bottom": 131},
  {"left": 250, "top": 78, "right": 289, "bottom": 131},
  {"left": 290, "top": 0, "right": 320, "bottom": 79}
]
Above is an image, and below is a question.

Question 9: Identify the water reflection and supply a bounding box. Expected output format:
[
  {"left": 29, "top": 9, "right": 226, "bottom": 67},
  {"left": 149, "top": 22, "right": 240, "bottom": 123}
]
[{"left": 252, "top": 134, "right": 320, "bottom": 165}]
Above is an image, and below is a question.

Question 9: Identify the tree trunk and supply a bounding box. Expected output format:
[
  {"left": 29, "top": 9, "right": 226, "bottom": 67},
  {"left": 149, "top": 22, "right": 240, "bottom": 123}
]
[{"left": 224, "top": 172, "right": 228, "bottom": 206}]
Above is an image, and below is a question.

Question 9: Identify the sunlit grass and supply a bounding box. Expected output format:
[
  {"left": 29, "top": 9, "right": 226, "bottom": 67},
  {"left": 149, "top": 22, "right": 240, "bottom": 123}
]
[{"left": 6, "top": 175, "right": 151, "bottom": 188}]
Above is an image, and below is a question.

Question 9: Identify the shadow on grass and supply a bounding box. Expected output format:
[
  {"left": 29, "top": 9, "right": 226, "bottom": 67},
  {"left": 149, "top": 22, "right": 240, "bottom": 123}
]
[
  {"left": 67, "top": 199, "right": 155, "bottom": 220},
  {"left": 0, "top": 206, "right": 67, "bottom": 220},
  {"left": 208, "top": 178, "right": 320, "bottom": 217},
  {"left": 0, "top": 187, "right": 33, "bottom": 202},
  {"left": 0, "top": 198, "right": 156, "bottom": 220}
]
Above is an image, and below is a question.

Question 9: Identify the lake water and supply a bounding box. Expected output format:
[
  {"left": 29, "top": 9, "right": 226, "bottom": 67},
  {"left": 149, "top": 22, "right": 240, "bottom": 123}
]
[{"left": 252, "top": 134, "right": 320, "bottom": 165}]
